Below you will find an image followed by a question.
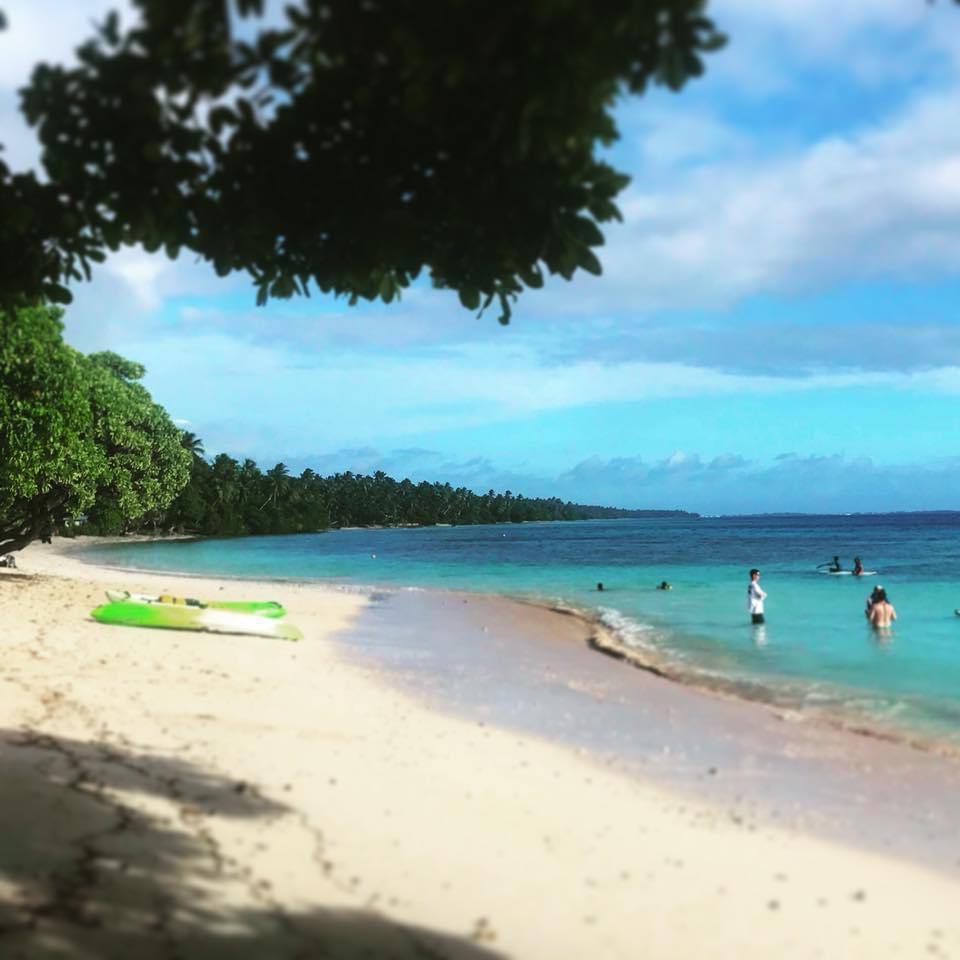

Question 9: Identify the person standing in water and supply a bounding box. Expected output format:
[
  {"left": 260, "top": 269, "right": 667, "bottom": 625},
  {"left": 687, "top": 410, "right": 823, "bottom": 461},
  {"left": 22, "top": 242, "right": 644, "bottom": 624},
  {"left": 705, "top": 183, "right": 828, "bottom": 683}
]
[
  {"left": 866, "top": 585, "right": 882, "bottom": 617},
  {"left": 747, "top": 568, "right": 767, "bottom": 625},
  {"left": 867, "top": 587, "right": 896, "bottom": 628}
]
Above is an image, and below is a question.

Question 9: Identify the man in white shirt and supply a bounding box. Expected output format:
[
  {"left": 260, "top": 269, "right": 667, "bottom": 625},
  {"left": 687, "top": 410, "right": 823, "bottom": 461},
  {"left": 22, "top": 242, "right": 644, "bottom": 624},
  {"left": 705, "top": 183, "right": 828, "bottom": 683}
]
[{"left": 747, "top": 568, "right": 766, "bottom": 624}]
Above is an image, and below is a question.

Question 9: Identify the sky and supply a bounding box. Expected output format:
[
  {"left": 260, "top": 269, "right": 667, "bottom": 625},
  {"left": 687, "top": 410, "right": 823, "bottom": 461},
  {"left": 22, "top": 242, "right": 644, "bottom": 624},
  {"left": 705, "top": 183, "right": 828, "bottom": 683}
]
[{"left": 3, "top": 1, "right": 960, "bottom": 514}]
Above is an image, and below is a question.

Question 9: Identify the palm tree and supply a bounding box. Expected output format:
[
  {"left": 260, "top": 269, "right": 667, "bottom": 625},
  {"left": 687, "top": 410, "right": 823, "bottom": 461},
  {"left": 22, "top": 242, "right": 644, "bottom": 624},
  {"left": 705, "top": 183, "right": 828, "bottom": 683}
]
[
  {"left": 210, "top": 454, "right": 240, "bottom": 508},
  {"left": 261, "top": 462, "right": 291, "bottom": 510},
  {"left": 179, "top": 430, "right": 205, "bottom": 461}
]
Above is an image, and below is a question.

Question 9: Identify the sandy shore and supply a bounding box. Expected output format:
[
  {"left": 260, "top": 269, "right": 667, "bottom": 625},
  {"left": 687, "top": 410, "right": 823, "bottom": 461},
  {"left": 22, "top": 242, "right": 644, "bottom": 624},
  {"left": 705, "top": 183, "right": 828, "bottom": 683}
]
[{"left": 2, "top": 539, "right": 959, "bottom": 958}]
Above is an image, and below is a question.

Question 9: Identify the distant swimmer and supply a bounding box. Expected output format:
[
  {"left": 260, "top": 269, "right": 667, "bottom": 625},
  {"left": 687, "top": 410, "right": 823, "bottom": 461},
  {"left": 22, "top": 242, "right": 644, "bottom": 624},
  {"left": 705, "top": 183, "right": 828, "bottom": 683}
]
[
  {"left": 852, "top": 556, "right": 864, "bottom": 576},
  {"left": 656, "top": 581, "right": 672, "bottom": 591},
  {"left": 596, "top": 582, "right": 604, "bottom": 592},
  {"left": 747, "top": 568, "right": 766, "bottom": 625},
  {"left": 867, "top": 587, "right": 896, "bottom": 628}
]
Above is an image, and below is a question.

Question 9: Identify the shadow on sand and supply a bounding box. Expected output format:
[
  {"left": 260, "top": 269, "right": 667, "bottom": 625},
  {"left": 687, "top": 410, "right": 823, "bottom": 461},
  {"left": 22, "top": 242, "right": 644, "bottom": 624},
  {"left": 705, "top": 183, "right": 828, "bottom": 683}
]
[{"left": 0, "top": 726, "right": 503, "bottom": 959}]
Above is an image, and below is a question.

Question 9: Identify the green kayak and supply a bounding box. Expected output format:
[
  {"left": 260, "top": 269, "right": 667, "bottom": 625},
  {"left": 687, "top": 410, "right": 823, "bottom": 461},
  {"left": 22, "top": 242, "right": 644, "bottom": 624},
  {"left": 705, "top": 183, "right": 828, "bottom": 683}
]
[
  {"left": 105, "top": 589, "right": 286, "bottom": 618},
  {"left": 92, "top": 600, "right": 302, "bottom": 641}
]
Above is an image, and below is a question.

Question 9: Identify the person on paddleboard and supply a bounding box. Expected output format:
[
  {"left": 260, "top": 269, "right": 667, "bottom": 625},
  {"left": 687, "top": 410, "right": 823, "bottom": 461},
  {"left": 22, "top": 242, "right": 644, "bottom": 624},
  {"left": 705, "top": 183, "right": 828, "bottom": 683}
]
[
  {"left": 852, "top": 556, "right": 864, "bottom": 576},
  {"left": 817, "top": 556, "right": 842, "bottom": 573}
]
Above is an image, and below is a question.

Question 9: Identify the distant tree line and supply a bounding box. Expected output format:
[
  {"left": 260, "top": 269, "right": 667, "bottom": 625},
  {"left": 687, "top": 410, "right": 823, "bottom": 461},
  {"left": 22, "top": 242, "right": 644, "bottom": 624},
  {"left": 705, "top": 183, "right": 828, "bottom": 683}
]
[{"left": 80, "top": 433, "right": 695, "bottom": 537}]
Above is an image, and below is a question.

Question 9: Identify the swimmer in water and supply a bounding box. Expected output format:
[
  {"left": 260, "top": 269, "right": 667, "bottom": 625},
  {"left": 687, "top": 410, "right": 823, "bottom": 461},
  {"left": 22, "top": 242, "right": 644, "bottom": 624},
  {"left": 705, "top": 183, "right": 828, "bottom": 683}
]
[
  {"left": 867, "top": 587, "right": 896, "bottom": 628},
  {"left": 656, "top": 581, "right": 672, "bottom": 590},
  {"left": 866, "top": 585, "right": 884, "bottom": 618}
]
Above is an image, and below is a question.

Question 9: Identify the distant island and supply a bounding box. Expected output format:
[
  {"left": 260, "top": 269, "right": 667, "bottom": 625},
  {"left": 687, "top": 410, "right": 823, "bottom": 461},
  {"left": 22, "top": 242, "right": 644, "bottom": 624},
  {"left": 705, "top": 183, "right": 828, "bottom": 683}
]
[{"left": 573, "top": 506, "right": 698, "bottom": 520}]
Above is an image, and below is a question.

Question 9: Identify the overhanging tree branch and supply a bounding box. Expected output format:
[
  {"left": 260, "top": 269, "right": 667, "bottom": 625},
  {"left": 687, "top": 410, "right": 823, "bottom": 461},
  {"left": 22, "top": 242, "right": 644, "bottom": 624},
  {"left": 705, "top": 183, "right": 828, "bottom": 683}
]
[{"left": 0, "top": 0, "right": 726, "bottom": 322}]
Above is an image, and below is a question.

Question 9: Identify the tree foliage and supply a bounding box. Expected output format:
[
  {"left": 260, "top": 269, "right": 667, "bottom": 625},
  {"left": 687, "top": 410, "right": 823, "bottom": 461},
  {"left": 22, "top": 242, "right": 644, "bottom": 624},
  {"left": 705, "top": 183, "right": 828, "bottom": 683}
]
[
  {"left": 0, "top": 305, "right": 191, "bottom": 552},
  {"left": 0, "top": 0, "right": 725, "bottom": 321}
]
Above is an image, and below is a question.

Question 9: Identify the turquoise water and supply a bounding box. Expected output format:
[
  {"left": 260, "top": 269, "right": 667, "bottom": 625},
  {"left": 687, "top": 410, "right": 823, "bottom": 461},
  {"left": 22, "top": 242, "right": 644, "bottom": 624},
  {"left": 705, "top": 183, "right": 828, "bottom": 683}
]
[{"left": 81, "top": 515, "right": 960, "bottom": 745}]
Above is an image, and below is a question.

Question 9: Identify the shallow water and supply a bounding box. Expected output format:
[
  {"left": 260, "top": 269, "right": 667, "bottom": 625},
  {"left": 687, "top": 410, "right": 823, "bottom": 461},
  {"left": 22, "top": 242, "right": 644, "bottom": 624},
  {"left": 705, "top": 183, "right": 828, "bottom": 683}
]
[{"left": 81, "top": 514, "right": 960, "bottom": 745}]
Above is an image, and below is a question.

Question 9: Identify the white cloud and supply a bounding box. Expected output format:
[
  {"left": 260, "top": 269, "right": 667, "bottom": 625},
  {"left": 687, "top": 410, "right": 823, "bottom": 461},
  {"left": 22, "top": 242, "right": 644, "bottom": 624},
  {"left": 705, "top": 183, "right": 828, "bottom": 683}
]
[
  {"left": 537, "top": 86, "right": 960, "bottom": 315},
  {"left": 0, "top": 1, "right": 133, "bottom": 89},
  {"left": 111, "top": 324, "right": 960, "bottom": 465},
  {"left": 0, "top": 2, "right": 137, "bottom": 174},
  {"left": 710, "top": 0, "right": 959, "bottom": 91},
  {"left": 0, "top": 91, "right": 39, "bottom": 171},
  {"left": 103, "top": 248, "right": 169, "bottom": 311},
  {"left": 717, "top": 0, "right": 925, "bottom": 46},
  {"left": 615, "top": 101, "right": 751, "bottom": 171}
]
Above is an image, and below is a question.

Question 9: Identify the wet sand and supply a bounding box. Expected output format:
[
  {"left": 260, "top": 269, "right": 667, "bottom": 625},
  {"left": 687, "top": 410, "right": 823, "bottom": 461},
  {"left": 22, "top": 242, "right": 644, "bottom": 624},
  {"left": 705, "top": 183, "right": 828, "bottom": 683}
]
[
  {"left": 348, "top": 588, "right": 960, "bottom": 875},
  {"left": 1, "top": 538, "right": 959, "bottom": 959}
]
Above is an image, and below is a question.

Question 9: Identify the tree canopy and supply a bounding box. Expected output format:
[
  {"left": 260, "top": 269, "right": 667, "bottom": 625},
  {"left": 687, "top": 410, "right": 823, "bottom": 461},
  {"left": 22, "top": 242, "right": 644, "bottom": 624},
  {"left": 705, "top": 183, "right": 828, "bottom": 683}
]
[
  {"left": 0, "top": 0, "right": 724, "bottom": 321},
  {"left": 0, "top": 305, "right": 190, "bottom": 553}
]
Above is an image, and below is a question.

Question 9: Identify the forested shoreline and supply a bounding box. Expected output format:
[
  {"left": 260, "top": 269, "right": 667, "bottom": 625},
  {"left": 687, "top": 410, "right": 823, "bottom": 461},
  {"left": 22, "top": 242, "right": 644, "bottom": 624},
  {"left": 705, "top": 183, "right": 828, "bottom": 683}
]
[
  {"left": 2, "top": 305, "right": 694, "bottom": 553},
  {"left": 80, "top": 434, "right": 696, "bottom": 537}
]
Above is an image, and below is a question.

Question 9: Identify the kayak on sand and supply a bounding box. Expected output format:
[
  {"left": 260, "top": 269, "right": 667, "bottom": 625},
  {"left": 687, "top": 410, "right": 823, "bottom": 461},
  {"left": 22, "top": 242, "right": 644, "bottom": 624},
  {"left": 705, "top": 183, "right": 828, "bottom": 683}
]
[
  {"left": 92, "top": 600, "right": 302, "bottom": 641},
  {"left": 105, "top": 589, "right": 286, "bottom": 618}
]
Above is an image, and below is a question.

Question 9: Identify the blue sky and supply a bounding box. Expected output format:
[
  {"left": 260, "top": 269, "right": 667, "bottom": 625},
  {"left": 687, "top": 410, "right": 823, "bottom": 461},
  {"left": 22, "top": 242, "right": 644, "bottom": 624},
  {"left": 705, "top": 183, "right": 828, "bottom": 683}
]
[{"left": 4, "top": 0, "right": 960, "bottom": 514}]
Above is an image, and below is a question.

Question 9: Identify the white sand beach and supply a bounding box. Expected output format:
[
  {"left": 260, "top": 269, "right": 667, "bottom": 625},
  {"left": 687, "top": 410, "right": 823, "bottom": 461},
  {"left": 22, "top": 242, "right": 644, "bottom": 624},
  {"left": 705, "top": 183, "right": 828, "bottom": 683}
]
[{"left": 1, "top": 539, "right": 959, "bottom": 959}]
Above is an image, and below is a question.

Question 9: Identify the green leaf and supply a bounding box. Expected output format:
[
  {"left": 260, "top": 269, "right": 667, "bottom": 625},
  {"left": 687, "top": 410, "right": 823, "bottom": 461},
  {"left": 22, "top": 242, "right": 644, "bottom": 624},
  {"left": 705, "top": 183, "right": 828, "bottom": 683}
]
[
  {"left": 102, "top": 11, "right": 119, "bottom": 45},
  {"left": 659, "top": 47, "right": 688, "bottom": 91},
  {"left": 379, "top": 274, "right": 395, "bottom": 303},
  {"left": 43, "top": 284, "right": 73, "bottom": 304},
  {"left": 575, "top": 246, "right": 603, "bottom": 276},
  {"left": 496, "top": 292, "right": 512, "bottom": 326},
  {"left": 208, "top": 106, "right": 237, "bottom": 134},
  {"left": 458, "top": 287, "right": 480, "bottom": 311},
  {"left": 569, "top": 216, "right": 604, "bottom": 247},
  {"left": 519, "top": 264, "right": 543, "bottom": 288}
]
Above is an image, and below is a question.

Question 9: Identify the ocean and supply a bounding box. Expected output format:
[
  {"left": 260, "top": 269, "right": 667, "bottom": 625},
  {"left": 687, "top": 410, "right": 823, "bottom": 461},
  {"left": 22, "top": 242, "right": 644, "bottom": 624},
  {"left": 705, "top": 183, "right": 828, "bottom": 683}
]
[{"left": 80, "top": 514, "right": 960, "bottom": 747}]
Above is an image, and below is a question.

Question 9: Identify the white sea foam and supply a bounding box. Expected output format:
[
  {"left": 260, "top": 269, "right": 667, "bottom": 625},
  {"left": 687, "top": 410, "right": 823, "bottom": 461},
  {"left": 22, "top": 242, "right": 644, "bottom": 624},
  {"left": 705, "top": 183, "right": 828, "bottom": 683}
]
[{"left": 597, "top": 606, "right": 663, "bottom": 652}]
